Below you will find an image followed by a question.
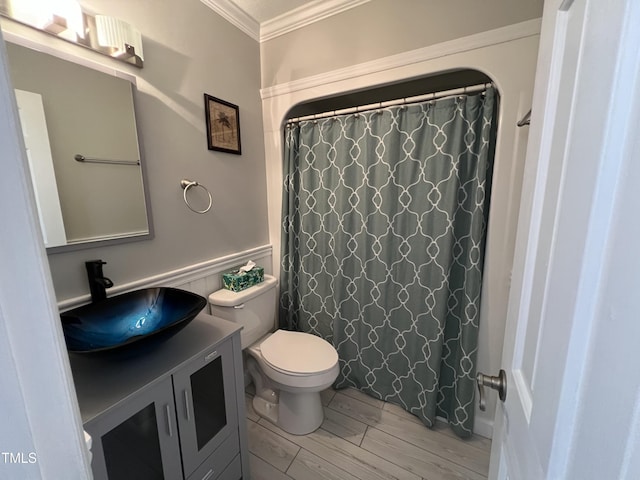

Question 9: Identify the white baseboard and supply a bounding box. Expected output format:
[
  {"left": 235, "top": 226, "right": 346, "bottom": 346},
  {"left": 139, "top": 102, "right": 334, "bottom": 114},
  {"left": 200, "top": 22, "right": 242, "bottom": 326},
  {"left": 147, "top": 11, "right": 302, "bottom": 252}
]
[
  {"left": 474, "top": 415, "right": 494, "bottom": 440},
  {"left": 435, "top": 414, "right": 493, "bottom": 440},
  {"left": 58, "top": 244, "right": 273, "bottom": 310}
]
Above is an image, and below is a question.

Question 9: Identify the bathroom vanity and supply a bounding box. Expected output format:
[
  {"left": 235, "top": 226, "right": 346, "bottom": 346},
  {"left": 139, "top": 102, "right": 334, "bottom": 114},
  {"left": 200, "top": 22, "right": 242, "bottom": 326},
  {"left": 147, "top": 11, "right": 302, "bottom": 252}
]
[{"left": 69, "top": 313, "right": 248, "bottom": 480}]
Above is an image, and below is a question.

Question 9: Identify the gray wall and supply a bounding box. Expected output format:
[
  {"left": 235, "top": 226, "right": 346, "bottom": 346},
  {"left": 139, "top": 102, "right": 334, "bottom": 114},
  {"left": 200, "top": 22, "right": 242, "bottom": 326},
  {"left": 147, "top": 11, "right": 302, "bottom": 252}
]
[
  {"left": 4, "top": 0, "right": 268, "bottom": 301},
  {"left": 260, "top": 0, "right": 544, "bottom": 87}
]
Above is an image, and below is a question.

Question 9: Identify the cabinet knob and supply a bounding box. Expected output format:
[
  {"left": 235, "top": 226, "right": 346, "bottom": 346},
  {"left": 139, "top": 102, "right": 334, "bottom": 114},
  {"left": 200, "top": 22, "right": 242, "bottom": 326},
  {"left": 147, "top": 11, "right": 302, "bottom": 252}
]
[
  {"left": 184, "top": 390, "right": 191, "bottom": 421},
  {"left": 165, "top": 404, "right": 173, "bottom": 437},
  {"left": 201, "top": 469, "right": 215, "bottom": 480},
  {"left": 205, "top": 350, "right": 218, "bottom": 362}
]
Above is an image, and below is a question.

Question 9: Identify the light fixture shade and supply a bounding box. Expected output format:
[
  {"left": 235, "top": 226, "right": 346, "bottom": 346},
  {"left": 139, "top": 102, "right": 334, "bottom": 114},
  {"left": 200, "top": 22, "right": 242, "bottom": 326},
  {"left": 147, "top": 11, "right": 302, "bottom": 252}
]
[
  {"left": 9, "top": 0, "right": 84, "bottom": 39},
  {"left": 95, "top": 15, "right": 144, "bottom": 61}
]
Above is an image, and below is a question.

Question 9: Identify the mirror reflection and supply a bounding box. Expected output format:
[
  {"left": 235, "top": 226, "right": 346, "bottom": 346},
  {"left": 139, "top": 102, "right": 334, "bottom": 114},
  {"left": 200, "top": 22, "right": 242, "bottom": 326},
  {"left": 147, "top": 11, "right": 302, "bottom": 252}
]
[{"left": 6, "top": 41, "right": 151, "bottom": 250}]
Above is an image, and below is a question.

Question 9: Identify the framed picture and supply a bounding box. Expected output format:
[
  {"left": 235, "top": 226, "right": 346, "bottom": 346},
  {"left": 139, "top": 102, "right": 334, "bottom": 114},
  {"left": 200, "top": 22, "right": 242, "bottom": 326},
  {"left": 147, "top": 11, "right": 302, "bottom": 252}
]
[{"left": 204, "top": 94, "right": 242, "bottom": 154}]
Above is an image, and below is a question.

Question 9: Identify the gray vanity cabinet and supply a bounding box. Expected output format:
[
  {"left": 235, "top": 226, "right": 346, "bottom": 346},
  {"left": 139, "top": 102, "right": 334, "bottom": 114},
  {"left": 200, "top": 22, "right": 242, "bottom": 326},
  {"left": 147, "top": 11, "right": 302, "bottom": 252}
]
[
  {"left": 173, "top": 338, "right": 238, "bottom": 478},
  {"left": 84, "top": 377, "right": 183, "bottom": 479},
  {"left": 71, "top": 314, "right": 248, "bottom": 480}
]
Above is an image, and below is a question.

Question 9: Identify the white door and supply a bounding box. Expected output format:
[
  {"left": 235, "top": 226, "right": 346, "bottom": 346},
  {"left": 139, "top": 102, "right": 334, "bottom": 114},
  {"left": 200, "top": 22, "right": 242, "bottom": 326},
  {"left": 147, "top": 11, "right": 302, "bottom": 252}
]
[
  {"left": 487, "top": 0, "right": 640, "bottom": 478},
  {"left": 0, "top": 30, "right": 92, "bottom": 478},
  {"left": 14, "top": 89, "right": 67, "bottom": 248}
]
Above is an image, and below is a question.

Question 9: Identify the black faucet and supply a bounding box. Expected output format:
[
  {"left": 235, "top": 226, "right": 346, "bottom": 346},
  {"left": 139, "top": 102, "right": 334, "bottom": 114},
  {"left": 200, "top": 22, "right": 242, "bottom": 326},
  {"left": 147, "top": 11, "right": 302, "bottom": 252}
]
[{"left": 85, "top": 260, "right": 114, "bottom": 302}]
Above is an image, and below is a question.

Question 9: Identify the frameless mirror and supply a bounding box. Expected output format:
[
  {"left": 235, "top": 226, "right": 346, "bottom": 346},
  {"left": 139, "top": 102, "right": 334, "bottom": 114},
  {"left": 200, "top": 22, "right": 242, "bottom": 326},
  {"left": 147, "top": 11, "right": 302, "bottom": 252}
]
[{"left": 5, "top": 41, "right": 152, "bottom": 252}]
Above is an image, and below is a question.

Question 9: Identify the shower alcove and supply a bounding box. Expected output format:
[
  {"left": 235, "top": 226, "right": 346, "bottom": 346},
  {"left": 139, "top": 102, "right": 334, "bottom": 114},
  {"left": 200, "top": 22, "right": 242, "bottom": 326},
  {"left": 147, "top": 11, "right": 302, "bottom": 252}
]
[{"left": 261, "top": 33, "right": 539, "bottom": 437}]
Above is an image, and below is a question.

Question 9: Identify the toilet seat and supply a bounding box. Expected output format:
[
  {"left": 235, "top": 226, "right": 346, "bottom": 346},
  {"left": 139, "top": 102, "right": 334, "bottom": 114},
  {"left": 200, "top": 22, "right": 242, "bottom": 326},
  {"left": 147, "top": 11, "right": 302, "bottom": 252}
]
[{"left": 260, "top": 330, "right": 338, "bottom": 376}]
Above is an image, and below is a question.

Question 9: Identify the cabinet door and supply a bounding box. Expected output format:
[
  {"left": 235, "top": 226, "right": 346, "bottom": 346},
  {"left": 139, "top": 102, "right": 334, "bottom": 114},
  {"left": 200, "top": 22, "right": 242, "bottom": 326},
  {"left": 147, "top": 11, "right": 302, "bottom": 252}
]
[
  {"left": 173, "top": 339, "right": 238, "bottom": 477},
  {"left": 85, "top": 377, "right": 182, "bottom": 480}
]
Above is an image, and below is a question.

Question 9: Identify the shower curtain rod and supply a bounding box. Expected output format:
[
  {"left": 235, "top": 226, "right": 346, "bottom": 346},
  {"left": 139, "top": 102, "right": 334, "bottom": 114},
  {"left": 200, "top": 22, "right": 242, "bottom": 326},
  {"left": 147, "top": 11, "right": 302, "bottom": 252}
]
[{"left": 286, "top": 82, "right": 494, "bottom": 125}]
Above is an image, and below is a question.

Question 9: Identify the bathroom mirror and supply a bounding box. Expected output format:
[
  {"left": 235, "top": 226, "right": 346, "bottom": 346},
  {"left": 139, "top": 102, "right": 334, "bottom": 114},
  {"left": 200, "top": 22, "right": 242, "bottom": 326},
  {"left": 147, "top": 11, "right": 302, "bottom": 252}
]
[{"left": 5, "top": 41, "right": 152, "bottom": 252}]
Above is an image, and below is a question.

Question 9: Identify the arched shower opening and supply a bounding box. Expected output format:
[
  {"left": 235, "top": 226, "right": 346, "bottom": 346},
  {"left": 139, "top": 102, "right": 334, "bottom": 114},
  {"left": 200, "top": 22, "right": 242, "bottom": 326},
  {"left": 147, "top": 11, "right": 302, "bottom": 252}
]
[
  {"left": 278, "top": 69, "right": 503, "bottom": 438},
  {"left": 261, "top": 34, "right": 539, "bottom": 437}
]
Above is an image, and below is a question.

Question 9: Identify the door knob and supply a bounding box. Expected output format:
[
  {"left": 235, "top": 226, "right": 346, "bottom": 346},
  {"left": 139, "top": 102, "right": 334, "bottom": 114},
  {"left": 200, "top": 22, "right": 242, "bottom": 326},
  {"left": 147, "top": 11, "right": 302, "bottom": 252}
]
[{"left": 476, "top": 369, "right": 507, "bottom": 411}]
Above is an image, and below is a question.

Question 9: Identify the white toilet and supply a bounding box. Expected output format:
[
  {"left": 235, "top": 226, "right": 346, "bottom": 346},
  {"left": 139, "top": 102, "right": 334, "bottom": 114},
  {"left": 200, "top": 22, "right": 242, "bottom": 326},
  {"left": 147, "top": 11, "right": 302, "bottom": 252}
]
[{"left": 208, "top": 275, "right": 339, "bottom": 435}]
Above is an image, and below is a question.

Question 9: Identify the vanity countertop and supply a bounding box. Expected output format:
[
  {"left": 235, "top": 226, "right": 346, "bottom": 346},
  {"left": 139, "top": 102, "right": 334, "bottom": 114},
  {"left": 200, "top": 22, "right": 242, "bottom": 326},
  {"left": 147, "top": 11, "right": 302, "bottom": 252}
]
[{"left": 68, "top": 312, "right": 242, "bottom": 424}]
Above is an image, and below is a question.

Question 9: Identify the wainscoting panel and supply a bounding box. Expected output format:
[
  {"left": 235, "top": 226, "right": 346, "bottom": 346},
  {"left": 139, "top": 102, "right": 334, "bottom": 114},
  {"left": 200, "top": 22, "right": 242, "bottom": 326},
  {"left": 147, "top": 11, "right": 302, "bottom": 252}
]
[{"left": 58, "top": 244, "right": 273, "bottom": 311}]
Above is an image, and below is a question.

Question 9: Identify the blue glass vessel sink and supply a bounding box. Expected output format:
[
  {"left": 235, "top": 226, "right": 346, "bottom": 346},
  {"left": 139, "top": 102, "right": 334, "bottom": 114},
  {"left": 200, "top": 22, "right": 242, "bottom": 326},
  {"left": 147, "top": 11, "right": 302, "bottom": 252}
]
[{"left": 61, "top": 288, "right": 207, "bottom": 353}]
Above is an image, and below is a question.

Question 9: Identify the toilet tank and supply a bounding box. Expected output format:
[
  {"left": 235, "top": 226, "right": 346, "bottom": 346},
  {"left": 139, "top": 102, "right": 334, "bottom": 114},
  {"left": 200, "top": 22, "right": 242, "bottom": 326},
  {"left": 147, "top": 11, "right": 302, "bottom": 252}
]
[{"left": 208, "top": 274, "right": 278, "bottom": 349}]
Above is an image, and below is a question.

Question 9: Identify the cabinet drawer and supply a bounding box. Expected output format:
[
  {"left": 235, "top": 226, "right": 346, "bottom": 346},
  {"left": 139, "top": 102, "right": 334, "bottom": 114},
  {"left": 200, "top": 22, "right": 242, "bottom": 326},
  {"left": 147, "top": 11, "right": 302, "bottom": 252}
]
[
  {"left": 216, "top": 455, "right": 241, "bottom": 480},
  {"left": 187, "top": 430, "right": 239, "bottom": 480}
]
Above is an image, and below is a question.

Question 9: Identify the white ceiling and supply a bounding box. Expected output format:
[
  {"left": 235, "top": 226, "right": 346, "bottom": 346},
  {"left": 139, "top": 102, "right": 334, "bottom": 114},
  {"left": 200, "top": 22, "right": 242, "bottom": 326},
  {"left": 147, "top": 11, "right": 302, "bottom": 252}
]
[
  {"left": 229, "top": 0, "right": 320, "bottom": 24},
  {"left": 201, "top": 0, "right": 371, "bottom": 42}
]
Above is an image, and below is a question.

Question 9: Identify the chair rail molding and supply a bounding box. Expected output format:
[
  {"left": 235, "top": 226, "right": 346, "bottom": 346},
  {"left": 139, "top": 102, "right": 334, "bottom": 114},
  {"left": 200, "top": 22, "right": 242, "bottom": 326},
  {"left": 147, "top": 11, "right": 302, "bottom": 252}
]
[{"left": 58, "top": 244, "right": 273, "bottom": 310}]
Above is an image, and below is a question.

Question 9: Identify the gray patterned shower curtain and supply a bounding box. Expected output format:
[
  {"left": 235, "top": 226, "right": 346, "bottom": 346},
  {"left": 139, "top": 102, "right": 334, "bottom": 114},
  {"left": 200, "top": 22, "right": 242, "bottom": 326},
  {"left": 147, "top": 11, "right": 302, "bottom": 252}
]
[{"left": 280, "top": 87, "right": 497, "bottom": 437}]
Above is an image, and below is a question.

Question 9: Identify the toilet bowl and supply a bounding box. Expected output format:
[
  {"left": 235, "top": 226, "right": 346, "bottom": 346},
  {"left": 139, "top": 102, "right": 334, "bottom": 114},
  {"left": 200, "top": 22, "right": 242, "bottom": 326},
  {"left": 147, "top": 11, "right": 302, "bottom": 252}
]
[
  {"left": 247, "top": 330, "right": 339, "bottom": 434},
  {"left": 208, "top": 275, "right": 339, "bottom": 435}
]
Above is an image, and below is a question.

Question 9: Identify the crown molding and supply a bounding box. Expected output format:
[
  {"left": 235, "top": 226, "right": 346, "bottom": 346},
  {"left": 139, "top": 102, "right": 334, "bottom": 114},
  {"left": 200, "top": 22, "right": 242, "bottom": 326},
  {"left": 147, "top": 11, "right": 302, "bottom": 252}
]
[
  {"left": 200, "top": 0, "right": 260, "bottom": 41},
  {"left": 260, "top": 0, "right": 371, "bottom": 42},
  {"left": 200, "top": 0, "right": 370, "bottom": 43}
]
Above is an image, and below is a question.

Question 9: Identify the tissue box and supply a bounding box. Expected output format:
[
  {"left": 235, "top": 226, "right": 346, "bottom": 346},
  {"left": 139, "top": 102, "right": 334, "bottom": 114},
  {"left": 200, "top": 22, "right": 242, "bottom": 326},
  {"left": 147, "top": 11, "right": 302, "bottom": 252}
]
[{"left": 222, "top": 266, "right": 264, "bottom": 292}]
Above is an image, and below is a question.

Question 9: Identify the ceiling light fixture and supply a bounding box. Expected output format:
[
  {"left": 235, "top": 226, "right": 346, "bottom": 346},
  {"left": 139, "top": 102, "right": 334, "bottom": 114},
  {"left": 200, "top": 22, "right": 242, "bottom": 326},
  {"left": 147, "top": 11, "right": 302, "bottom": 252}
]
[{"left": 9, "top": 0, "right": 84, "bottom": 40}]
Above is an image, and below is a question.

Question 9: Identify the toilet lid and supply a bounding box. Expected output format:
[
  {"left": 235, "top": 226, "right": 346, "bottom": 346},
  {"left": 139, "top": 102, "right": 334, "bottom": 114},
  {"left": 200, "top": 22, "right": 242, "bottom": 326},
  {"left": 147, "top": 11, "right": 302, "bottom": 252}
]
[{"left": 260, "top": 330, "right": 338, "bottom": 375}]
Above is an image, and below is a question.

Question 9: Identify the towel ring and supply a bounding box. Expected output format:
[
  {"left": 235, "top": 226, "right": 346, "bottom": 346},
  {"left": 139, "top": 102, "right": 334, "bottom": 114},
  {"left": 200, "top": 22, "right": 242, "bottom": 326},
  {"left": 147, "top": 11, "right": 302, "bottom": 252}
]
[{"left": 180, "top": 179, "right": 212, "bottom": 214}]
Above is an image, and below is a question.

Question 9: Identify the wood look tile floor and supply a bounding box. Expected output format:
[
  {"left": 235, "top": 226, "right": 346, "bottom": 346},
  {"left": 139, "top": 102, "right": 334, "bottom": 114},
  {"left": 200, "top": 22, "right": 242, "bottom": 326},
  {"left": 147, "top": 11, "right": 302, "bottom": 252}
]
[{"left": 246, "top": 388, "right": 491, "bottom": 480}]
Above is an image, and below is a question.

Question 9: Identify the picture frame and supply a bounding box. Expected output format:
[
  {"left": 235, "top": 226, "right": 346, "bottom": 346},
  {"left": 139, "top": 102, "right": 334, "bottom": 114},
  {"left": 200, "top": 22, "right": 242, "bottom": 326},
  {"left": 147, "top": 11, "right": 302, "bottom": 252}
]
[{"left": 204, "top": 94, "right": 242, "bottom": 154}]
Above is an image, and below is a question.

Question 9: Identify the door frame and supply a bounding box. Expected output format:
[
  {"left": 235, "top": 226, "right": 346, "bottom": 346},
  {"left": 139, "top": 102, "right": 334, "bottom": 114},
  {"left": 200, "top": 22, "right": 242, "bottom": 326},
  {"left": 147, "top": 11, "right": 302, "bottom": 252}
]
[{"left": 0, "top": 29, "right": 91, "bottom": 478}]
